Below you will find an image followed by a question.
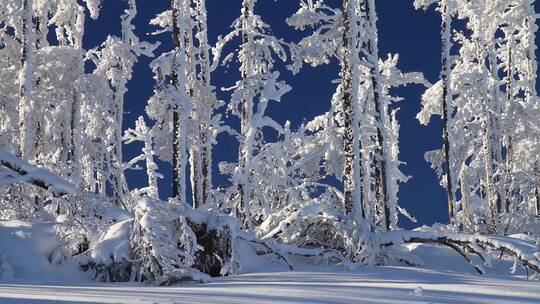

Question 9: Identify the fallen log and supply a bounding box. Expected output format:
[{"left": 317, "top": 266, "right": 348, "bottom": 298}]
[
  {"left": 0, "top": 148, "right": 75, "bottom": 197},
  {"left": 380, "top": 231, "right": 540, "bottom": 275}
]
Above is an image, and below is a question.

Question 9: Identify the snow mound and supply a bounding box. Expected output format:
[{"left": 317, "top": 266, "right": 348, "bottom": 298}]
[
  {"left": 85, "top": 219, "right": 132, "bottom": 266},
  {"left": 0, "top": 221, "right": 86, "bottom": 284}
]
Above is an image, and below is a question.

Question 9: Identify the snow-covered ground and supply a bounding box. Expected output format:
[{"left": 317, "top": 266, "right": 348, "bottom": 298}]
[
  {"left": 1, "top": 220, "right": 539, "bottom": 304},
  {"left": 1, "top": 268, "right": 539, "bottom": 304}
]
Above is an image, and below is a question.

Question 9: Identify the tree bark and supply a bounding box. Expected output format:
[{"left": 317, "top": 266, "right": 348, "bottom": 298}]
[
  {"left": 172, "top": 0, "right": 184, "bottom": 201},
  {"left": 341, "top": 0, "right": 365, "bottom": 218},
  {"left": 341, "top": 0, "right": 354, "bottom": 214},
  {"left": 181, "top": 0, "right": 204, "bottom": 209},
  {"left": 459, "top": 169, "right": 470, "bottom": 229},
  {"left": 535, "top": 186, "right": 540, "bottom": 217}
]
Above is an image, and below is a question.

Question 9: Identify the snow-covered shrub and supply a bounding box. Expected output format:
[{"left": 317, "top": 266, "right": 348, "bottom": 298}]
[
  {"left": 257, "top": 195, "right": 374, "bottom": 266},
  {"left": 50, "top": 223, "right": 90, "bottom": 265},
  {"left": 130, "top": 197, "right": 209, "bottom": 285},
  {"left": 79, "top": 194, "right": 247, "bottom": 284},
  {"left": 79, "top": 219, "right": 133, "bottom": 282},
  {"left": 51, "top": 193, "right": 130, "bottom": 265}
]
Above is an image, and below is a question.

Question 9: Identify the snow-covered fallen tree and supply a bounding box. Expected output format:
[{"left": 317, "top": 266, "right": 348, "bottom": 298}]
[
  {"left": 256, "top": 196, "right": 373, "bottom": 266},
  {"left": 380, "top": 230, "right": 540, "bottom": 276},
  {"left": 0, "top": 148, "right": 75, "bottom": 197}
]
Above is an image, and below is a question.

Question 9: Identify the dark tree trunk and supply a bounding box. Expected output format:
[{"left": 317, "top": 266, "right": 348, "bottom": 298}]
[
  {"left": 534, "top": 186, "right": 540, "bottom": 216},
  {"left": 341, "top": 0, "right": 356, "bottom": 215},
  {"left": 172, "top": 0, "right": 183, "bottom": 199}
]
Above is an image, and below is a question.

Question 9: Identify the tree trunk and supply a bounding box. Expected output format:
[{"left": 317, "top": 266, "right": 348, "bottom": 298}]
[
  {"left": 363, "top": 0, "right": 391, "bottom": 231},
  {"left": 237, "top": 0, "right": 256, "bottom": 229},
  {"left": 0, "top": 149, "right": 75, "bottom": 197},
  {"left": 459, "top": 168, "right": 470, "bottom": 230},
  {"left": 477, "top": 41, "right": 498, "bottom": 234},
  {"left": 181, "top": 0, "right": 204, "bottom": 209},
  {"left": 18, "top": 0, "right": 35, "bottom": 160},
  {"left": 341, "top": 0, "right": 365, "bottom": 218},
  {"left": 171, "top": 0, "right": 186, "bottom": 202},
  {"left": 70, "top": 87, "right": 82, "bottom": 186},
  {"left": 487, "top": 44, "right": 503, "bottom": 216},
  {"left": 33, "top": 15, "right": 44, "bottom": 162},
  {"left": 504, "top": 43, "right": 513, "bottom": 214},
  {"left": 535, "top": 186, "right": 540, "bottom": 217},
  {"left": 194, "top": 0, "right": 213, "bottom": 206},
  {"left": 440, "top": 0, "right": 456, "bottom": 223},
  {"left": 111, "top": 79, "right": 129, "bottom": 207},
  {"left": 341, "top": 0, "right": 354, "bottom": 214}
]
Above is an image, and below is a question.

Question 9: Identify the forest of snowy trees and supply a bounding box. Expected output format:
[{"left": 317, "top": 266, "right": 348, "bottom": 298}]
[{"left": 0, "top": 0, "right": 539, "bottom": 285}]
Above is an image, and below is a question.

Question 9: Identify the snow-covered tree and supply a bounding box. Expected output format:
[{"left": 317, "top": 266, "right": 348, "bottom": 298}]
[
  {"left": 130, "top": 197, "right": 209, "bottom": 285},
  {"left": 414, "top": 0, "right": 457, "bottom": 223},
  {"left": 90, "top": 0, "right": 155, "bottom": 207},
  {"left": 17, "top": 0, "right": 36, "bottom": 160},
  {"left": 415, "top": 0, "right": 540, "bottom": 234},
  {"left": 124, "top": 116, "right": 163, "bottom": 199},
  {"left": 288, "top": 0, "right": 426, "bottom": 232},
  {"left": 214, "top": 0, "right": 290, "bottom": 228},
  {"left": 147, "top": 0, "right": 219, "bottom": 208},
  {"left": 0, "top": 0, "right": 109, "bottom": 217}
]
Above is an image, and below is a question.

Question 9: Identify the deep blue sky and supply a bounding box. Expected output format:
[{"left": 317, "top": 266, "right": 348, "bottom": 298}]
[{"left": 84, "top": 0, "right": 540, "bottom": 229}]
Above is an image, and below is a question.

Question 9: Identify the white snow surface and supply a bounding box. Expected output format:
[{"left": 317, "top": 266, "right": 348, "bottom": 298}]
[
  {"left": 0, "top": 221, "right": 87, "bottom": 284},
  {"left": 0, "top": 268, "right": 539, "bottom": 304},
  {"left": 0, "top": 220, "right": 539, "bottom": 303}
]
